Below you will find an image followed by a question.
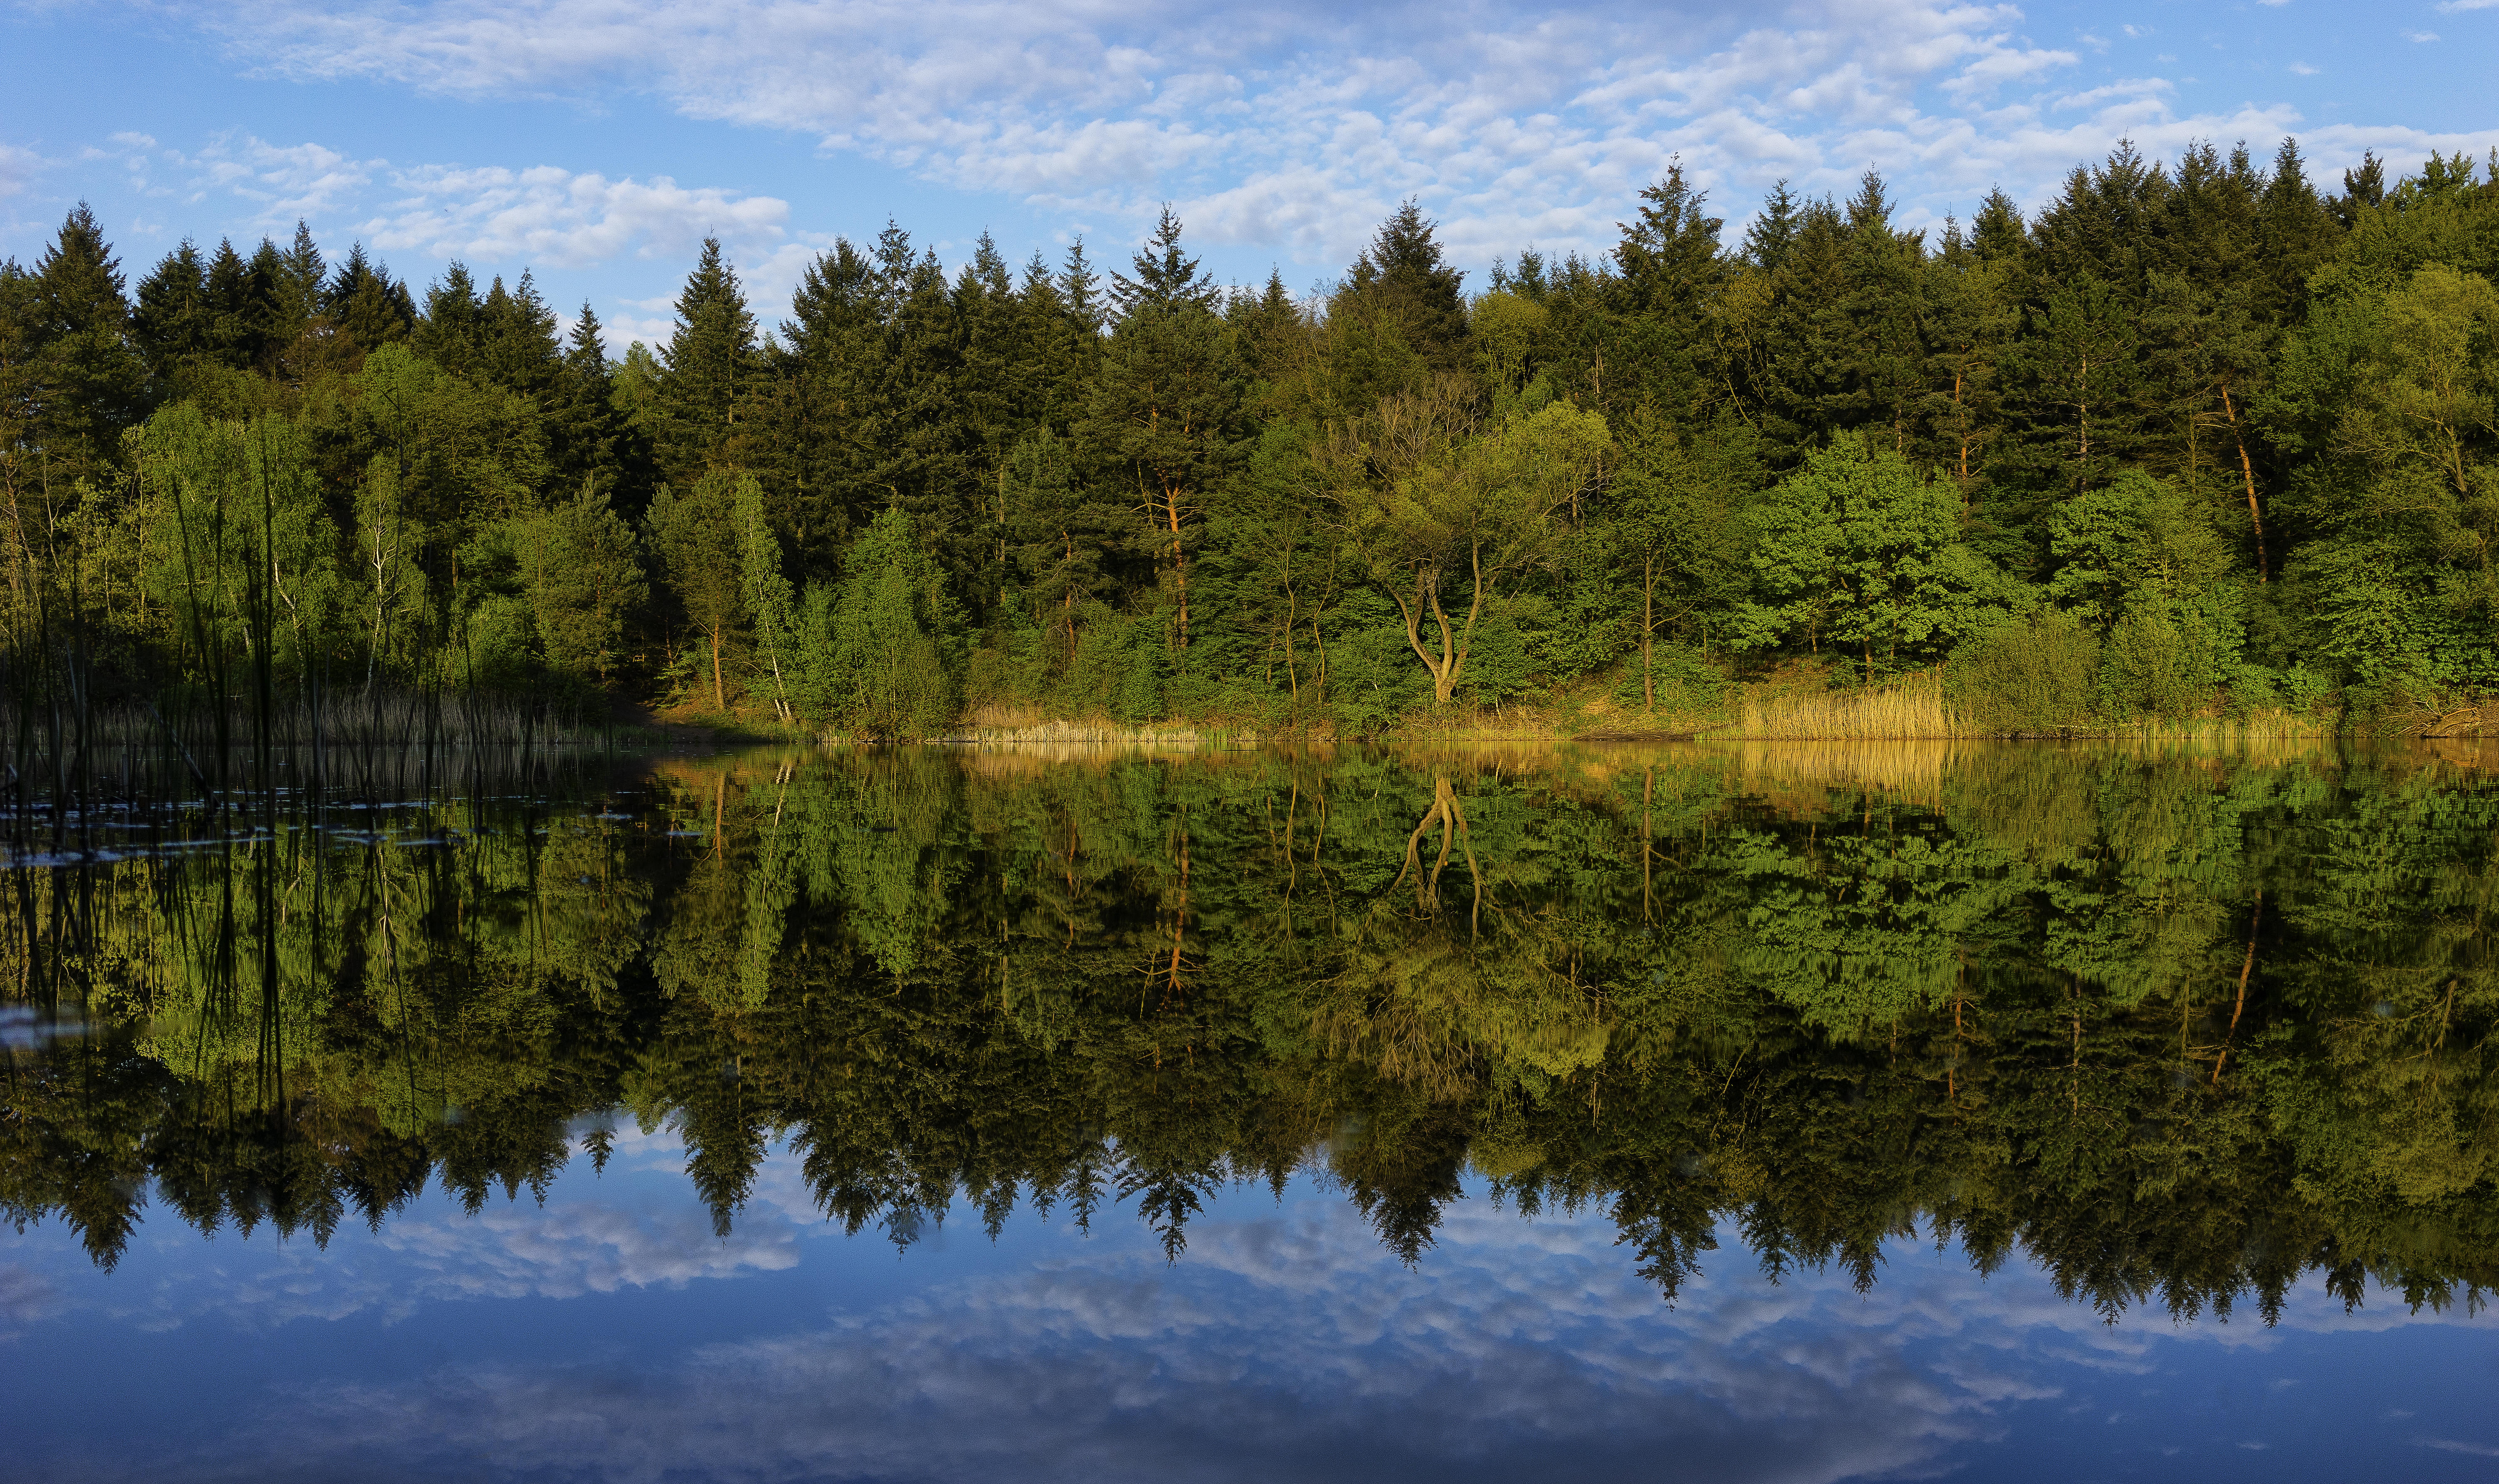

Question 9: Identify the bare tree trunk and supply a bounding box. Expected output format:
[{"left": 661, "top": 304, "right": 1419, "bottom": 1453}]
[
  {"left": 1642, "top": 556, "right": 1656, "bottom": 713},
  {"left": 2217, "top": 383, "right": 2269, "bottom": 582},
  {"left": 710, "top": 626, "right": 726, "bottom": 711}
]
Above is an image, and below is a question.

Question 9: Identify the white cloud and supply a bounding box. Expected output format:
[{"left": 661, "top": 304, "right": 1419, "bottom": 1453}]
[
  {"left": 149, "top": 135, "right": 804, "bottom": 341},
  {"left": 2405, "top": 30, "right": 2442, "bottom": 42},
  {"left": 171, "top": 134, "right": 379, "bottom": 224},
  {"left": 0, "top": 143, "right": 41, "bottom": 201},
  {"left": 2289, "top": 62, "right": 2321, "bottom": 75},
  {"left": 2432, "top": 0, "right": 2495, "bottom": 11},
  {"left": 47, "top": 0, "right": 2499, "bottom": 296},
  {"left": 362, "top": 164, "right": 786, "bottom": 265},
  {"left": 170, "top": 0, "right": 2114, "bottom": 266}
]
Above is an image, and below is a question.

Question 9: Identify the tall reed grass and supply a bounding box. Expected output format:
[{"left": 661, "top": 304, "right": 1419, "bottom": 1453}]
[{"left": 1732, "top": 670, "right": 1955, "bottom": 739}]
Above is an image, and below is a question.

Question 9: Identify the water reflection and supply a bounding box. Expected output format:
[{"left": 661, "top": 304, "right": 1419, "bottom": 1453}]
[{"left": 5, "top": 739, "right": 2497, "bottom": 1327}]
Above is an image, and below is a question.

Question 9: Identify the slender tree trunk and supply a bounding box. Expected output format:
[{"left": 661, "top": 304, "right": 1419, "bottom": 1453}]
[
  {"left": 1641, "top": 556, "right": 1656, "bottom": 713},
  {"left": 1163, "top": 477, "right": 1188, "bottom": 649},
  {"left": 2217, "top": 383, "right": 2269, "bottom": 582},
  {"left": 710, "top": 625, "right": 726, "bottom": 710}
]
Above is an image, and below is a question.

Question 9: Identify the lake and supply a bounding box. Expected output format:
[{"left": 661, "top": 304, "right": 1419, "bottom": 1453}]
[{"left": 5, "top": 739, "right": 2497, "bottom": 1482}]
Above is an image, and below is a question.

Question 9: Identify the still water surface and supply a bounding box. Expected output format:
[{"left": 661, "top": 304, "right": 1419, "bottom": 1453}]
[{"left": 4, "top": 740, "right": 2496, "bottom": 1481}]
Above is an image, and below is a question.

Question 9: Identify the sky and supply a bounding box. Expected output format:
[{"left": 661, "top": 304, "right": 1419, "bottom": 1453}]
[{"left": 2, "top": 0, "right": 2497, "bottom": 349}]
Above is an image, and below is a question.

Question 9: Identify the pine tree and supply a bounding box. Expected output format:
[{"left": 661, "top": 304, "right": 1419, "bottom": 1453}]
[
  {"left": 324, "top": 243, "right": 415, "bottom": 353},
  {"left": 414, "top": 262, "right": 486, "bottom": 379},
  {"left": 133, "top": 241, "right": 213, "bottom": 391},
  {"left": 1744, "top": 181, "right": 1803, "bottom": 272},
  {"left": 652, "top": 237, "right": 759, "bottom": 483},
  {"left": 1110, "top": 206, "right": 1221, "bottom": 318},
  {"left": 30, "top": 203, "right": 146, "bottom": 483}
]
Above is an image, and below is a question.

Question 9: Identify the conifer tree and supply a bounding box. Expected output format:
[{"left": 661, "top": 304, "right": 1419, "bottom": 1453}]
[
  {"left": 30, "top": 203, "right": 145, "bottom": 483},
  {"left": 768, "top": 237, "right": 885, "bottom": 569},
  {"left": 546, "top": 304, "right": 646, "bottom": 512},
  {"left": 1082, "top": 211, "right": 1246, "bottom": 650},
  {"left": 1743, "top": 181, "right": 1803, "bottom": 271},
  {"left": 475, "top": 270, "right": 562, "bottom": 403},
  {"left": 414, "top": 261, "right": 486, "bottom": 379},
  {"left": 133, "top": 241, "right": 214, "bottom": 391},
  {"left": 1110, "top": 207, "right": 1221, "bottom": 319},
  {"left": 204, "top": 239, "right": 273, "bottom": 370},
  {"left": 652, "top": 237, "right": 759, "bottom": 483},
  {"left": 323, "top": 244, "right": 416, "bottom": 353}
]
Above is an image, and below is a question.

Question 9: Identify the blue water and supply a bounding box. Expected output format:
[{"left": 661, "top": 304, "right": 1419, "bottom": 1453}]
[{"left": 6, "top": 1125, "right": 2492, "bottom": 1483}]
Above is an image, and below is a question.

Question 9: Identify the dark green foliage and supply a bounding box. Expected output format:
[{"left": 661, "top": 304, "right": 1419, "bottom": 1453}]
[
  {"left": 11, "top": 138, "right": 2499, "bottom": 732},
  {"left": 803, "top": 505, "right": 959, "bottom": 737},
  {"left": 651, "top": 237, "right": 758, "bottom": 483}
]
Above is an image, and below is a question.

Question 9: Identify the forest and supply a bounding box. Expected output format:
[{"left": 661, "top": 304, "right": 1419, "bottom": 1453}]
[
  {"left": 3, "top": 138, "right": 2497, "bottom": 738},
  {"left": 5, "top": 743, "right": 2494, "bottom": 1316}
]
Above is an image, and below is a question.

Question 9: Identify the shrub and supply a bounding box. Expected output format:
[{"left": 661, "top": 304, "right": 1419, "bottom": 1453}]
[{"left": 1948, "top": 610, "right": 2101, "bottom": 732}]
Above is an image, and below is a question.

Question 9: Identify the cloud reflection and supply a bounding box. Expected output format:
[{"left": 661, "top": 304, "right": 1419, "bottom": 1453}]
[
  {"left": 180, "top": 1185, "right": 2370, "bottom": 1484},
  {"left": 21, "top": 1137, "right": 2495, "bottom": 1482}
]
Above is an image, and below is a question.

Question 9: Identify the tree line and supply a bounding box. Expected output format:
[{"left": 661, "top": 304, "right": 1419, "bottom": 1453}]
[{"left": 5, "top": 139, "right": 2497, "bottom": 734}]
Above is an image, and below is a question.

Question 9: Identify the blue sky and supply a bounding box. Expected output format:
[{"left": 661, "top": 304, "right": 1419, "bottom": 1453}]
[{"left": 3, "top": 0, "right": 2497, "bottom": 349}]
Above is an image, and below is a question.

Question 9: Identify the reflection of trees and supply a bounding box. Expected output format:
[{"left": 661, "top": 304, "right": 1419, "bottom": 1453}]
[{"left": 7, "top": 743, "right": 2498, "bottom": 1319}]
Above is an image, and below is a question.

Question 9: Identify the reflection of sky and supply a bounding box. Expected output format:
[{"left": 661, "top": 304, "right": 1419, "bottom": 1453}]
[{"left": 5, "top": 1130, "right": 2496, "bottom": 1482}]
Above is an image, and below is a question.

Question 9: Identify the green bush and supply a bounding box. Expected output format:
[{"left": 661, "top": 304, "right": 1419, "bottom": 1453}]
[
  {"left": 1947, "top": 610, "right": 2100, "bottom": 732},
  {"left": 2098, "top": 598, "right": 2218, "bottom": 720}
]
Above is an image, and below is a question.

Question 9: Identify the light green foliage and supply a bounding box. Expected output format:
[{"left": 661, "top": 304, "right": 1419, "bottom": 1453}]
[
  {"left": 2045, "top": 470, "right": 2244, "bottom": 717},
  {"left": 1332, "top": 387, "right": 1609, "bottom": 703},
  {"left": 1470, "top": 290, "right": 1550, "bottom": 409},
  {"left": 339, "top": 343, "right": 548, "bottom": 538},
  {"left": 134, "top": 403, "right": 342, "bottom": 681},
  {"left": 736, "top": 475, "right": 801, "bottom": 722},
  {"left": 527, "top": 484, "right": 646, "bottom": 685},
  {"left": 1948, "top": 608, "right": 2099, "bottom": 732},
  {"left": 1735, "top": 440, "right": 2015, "bottom": 677},
  {"left": 646, "top": 471, "right": 746, "bottom": 710},
  {"left": 1604, "top": 425, "right": 1748, "bottom": 710},
  {"left": 21, "top": 747, "right": 2497, "bottom": 1312},
  {"left": 803, "top": 506, "right": 960, "bottom": 739},
  {"left": 22, "top": 153, "right": 2499, "bottom": 734}
]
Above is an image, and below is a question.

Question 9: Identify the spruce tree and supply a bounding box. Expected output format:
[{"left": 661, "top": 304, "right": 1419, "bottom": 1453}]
[
  {"left": 1744, "top": 181, "right": 1803, "bottom": 272},
  {"left": 324, "top": 243, "right": 415, "bottom": 352},
  {"left": 547, "top": 304, "right": 647, "bottom": 512},
  {"left": 476, "top": 270, "right": 562, "bottom": 403},
  {"left": 30, "top": 203, "right": 146, "bottom": 482},
  {"left": 652, "top": 236, "right": 759, "bottom": 483},
  {"left": 769, "top": 237, "right": 885, "bottom": 569},
  {"left": 1110, "top": 206, "right": 1220, "bottom": 318},
  {"left": 1080, "top": 215, "right": 1247, "bottom": 651},
  {"left": 1336, "top": 201, "right": 1469, "bottom": 375},
  {"left": 872, "top": 249, "right": 973, "bottom": 598},
  {"left": 133, "top": 242, "right": 213, "bottom": 391},
  {"left": 204, "top": 238, "right": 274, "bottom": 369}
]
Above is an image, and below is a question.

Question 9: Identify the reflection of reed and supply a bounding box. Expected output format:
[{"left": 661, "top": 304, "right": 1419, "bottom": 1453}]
[{"left": 947, "top": 718, "right": 1259, "bottom": 747}]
